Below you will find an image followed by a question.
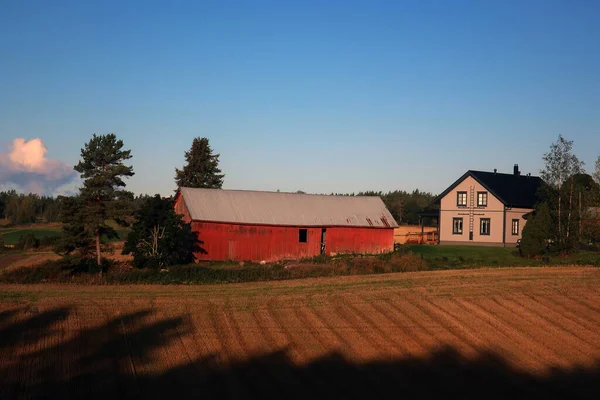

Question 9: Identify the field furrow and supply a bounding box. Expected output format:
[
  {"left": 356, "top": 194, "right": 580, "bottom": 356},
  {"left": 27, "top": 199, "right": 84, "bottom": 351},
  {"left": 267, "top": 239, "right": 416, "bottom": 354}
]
[
  {"left": 1, "top": 266, "right": 600, "bottom": 398},
  {"left": 485, "top": 296, "right": 570, "bottom": 366},
  {"left": 513, "top": 293, "right": 600, "bottom": 351},
  {"left": 540, "top": 293, "right": 600, "bottom": 331},
  {"left": 454, "top": 297, "right": 558, "bottom": 370}
]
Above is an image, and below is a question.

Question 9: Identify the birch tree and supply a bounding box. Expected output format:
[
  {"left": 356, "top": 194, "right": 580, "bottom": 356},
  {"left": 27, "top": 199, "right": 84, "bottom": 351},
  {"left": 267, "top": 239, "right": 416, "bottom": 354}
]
[
  {"left": 540, "top": 135, "right": 584, "bottom": 250},
  {"left": 594, "top": 156, "right": 600, "bottom": 185}
]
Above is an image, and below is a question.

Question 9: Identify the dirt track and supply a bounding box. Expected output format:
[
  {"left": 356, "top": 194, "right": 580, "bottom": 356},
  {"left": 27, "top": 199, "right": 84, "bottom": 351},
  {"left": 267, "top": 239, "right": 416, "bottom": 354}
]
[{"left": 1, "top": 266, "right": 600, "bottom": 399}]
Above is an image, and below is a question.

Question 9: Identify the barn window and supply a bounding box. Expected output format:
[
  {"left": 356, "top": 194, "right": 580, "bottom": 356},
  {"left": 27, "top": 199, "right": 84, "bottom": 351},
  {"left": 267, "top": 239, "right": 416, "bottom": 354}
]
[{"left": 298, "top": 229, "right": 308, "bottom": 243}]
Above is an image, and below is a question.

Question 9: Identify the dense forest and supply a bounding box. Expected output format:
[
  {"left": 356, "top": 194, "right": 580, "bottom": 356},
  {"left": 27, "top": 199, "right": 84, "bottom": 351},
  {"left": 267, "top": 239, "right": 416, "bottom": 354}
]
[{"left": 0, "top": 191, "right": 152, "bottom": 226}]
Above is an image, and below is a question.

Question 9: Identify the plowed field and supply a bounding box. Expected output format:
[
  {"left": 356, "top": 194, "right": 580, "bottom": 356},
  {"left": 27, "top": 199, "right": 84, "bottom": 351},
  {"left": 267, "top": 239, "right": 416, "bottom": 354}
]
[{"left": 1, "top": 266, "right": 600, "bottom": 399}]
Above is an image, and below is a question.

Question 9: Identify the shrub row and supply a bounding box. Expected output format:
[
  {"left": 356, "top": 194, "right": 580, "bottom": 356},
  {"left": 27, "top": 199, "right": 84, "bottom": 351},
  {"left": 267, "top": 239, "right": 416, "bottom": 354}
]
[{"left": 0, "top": 251, "right": 428, "bottom": 285}]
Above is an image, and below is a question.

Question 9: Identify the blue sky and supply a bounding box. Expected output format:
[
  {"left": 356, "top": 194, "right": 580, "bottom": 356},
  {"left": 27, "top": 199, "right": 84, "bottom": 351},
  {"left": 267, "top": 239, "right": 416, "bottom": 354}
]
[{"left": 1, "top": 0, "right": 599, "bottom": 196}]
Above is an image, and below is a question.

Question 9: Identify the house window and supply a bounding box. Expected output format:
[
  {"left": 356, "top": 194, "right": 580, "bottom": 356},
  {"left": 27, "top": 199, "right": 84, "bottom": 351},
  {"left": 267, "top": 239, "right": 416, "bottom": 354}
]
[
  {"left": 477, "top": 192, "right": 488, "bottom": 207},
  {"left": 452, "top": 218, "right": 463, "bottom": 234},
  {"left": 512, "top": 219, "right": 519, "bottom": 235},
  {"left": 457, "top": 192, "right": 467, "bottom": 207},
  {"left": 299, "top": 229, "right": 308, "bottom": 243},
  {"left": 480, "top": 218, "right": 491, "bottom": 235}
]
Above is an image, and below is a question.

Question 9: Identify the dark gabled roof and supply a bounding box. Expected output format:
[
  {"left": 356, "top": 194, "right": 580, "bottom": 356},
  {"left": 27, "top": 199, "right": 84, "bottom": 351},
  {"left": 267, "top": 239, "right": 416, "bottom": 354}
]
[{"left": 434, "top": 170, "right": 544, "bottom": 209}]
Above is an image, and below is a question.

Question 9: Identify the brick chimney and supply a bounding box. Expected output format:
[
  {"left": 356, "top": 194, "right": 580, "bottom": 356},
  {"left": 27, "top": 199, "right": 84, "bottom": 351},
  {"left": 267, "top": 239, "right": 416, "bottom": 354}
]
[{"left": 513, "top": 164, "right": 520, "bottom": 176}]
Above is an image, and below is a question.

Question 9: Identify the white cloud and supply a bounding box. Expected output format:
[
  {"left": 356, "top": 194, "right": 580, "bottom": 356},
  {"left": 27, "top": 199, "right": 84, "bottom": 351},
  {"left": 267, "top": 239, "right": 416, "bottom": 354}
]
[{"left": 0, "top": 138, "right": 78, "bottom": 195}]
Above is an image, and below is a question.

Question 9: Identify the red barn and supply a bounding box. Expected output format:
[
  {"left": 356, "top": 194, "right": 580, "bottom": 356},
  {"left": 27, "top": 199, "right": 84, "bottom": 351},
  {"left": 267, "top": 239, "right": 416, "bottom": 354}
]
[{"left": 174, "top": 187, "right": 398, "bottom": 262}]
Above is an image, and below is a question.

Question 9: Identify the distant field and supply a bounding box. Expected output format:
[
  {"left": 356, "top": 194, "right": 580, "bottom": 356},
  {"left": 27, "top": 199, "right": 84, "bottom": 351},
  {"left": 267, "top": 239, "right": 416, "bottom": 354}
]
[
  {"left": 0, "top": 225, "right": 130, "bottom": 245},
  {"left": 1, "top": 267, "right": 600, "bottom": 398},
  {"left": 406, "top": 244, "right": 600, "bottom": 268},
  {"left": 0, "top": 227, "right": 62, "bottom": 245}
]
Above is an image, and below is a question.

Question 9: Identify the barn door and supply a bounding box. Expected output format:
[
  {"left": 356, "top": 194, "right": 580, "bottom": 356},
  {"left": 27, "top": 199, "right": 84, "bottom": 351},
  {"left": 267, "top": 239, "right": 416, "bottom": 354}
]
[
  {"left": 320, "top": 228, "right": 327, "bottom": 255},
  {"left": 228, "top": 240, "right": 237, "bottom": 261}
]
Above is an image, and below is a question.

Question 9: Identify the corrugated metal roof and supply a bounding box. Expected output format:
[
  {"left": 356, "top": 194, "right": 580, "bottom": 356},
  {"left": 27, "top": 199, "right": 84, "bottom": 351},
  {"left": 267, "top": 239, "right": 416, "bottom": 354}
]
[{"left": 179, "top": 187, "right": 399, "bottom": 228}]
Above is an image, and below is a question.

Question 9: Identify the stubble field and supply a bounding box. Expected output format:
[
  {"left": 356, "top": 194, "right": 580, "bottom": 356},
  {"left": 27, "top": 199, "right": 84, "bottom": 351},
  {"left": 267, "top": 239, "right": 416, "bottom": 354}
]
[{"left": 1, "top": 266, "right": 600, "bottom": 399}]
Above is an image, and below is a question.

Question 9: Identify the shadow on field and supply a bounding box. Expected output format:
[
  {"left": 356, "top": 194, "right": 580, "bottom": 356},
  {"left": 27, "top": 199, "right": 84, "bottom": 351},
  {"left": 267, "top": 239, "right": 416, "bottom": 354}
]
[{"left": 1, "top": 306, "right": 599, "bottom": 400}]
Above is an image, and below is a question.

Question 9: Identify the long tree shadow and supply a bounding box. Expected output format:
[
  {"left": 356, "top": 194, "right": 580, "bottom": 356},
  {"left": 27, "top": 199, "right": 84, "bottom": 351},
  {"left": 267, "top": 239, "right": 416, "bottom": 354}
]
[{"left": 0, "top": 306, "right": 599, "bottom": 400}]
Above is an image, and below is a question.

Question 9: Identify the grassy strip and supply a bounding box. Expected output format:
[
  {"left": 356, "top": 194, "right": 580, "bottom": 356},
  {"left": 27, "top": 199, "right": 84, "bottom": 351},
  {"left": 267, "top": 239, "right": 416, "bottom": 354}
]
[{"left": 406, "top": 245, "right": 600, "bottom": 269}]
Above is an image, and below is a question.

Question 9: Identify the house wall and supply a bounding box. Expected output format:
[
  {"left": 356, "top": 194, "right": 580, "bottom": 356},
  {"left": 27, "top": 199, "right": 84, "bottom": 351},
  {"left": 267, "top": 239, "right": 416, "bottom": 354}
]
[
  {"left": 190, "top": 222, "right": 394, "bottom": 262},
  {"left": 439, "top": 176, "right": 506, "bottom": 246},
  {"left": 504, "top": 208, "right": 532, "bottom": 246}
]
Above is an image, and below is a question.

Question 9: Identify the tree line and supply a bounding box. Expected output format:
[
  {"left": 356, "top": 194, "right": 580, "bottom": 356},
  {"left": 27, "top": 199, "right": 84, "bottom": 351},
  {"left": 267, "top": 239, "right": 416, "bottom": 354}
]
[
  {"left": 0, "top": 191, "right": 61, "bottom": 225},
  {"left": 521, "top": 135, "right": 600, "bottom": 257},
  {"left": 48, "top": 135, "right": 223, "bottom": 272},
  {"left": 324, "top": 190, "right": 436, "bottom": 225}
]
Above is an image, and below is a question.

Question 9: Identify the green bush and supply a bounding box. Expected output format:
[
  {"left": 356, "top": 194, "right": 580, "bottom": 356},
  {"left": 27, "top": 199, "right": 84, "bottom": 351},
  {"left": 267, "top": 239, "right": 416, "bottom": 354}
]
[
  {"left": 15, "top": 233, "right": 40, "bottom": 250},
  {"left": 123, "top": 195, "right": 200, "bottom": 269},
  {"left": 39, "top": 235, "right": 61, "bottom": 247},
  {"left": 520, "top": 203, "right": 552, "bottom": 258}
]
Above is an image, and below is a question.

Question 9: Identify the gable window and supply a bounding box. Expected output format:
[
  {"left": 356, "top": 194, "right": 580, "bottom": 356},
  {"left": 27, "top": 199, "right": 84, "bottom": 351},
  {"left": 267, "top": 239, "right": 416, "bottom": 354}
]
[
  {"left": 512, "top": 219, "right": 519, "bottom": 235},
  {"left": 477, "top": 192, "right": 488, "bottom": 207},
  {"left": 456, "top": 192, "right": 467, "bottom": 207},
  {"left": 298, "top": 229, "right": 308, "bottom": 243},
  {"left": 480, "top": 218, "right": 491, "bottom": 235},
  {"left": 452, "top": 218, "right": 463, "bottom": 235}
]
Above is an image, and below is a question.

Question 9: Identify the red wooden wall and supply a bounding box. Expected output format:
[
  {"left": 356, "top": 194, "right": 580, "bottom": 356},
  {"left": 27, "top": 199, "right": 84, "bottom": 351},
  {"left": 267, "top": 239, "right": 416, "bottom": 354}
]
[
  {"left": 191, "top": 221, "right": 394, "bottom": 262},
  {"left": 175, "top": 194, "right": 394, "bottom": 262},
  {"left": 326, "top": 227, "right": 394, "bottom": 256}
]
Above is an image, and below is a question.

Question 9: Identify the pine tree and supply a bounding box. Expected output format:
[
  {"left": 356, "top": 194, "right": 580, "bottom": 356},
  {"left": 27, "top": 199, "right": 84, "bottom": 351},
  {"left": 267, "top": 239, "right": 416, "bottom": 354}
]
[
  {"left": 175, "top": 137, "right": 224, "bottom": 189},
  {"left": 72, "top": 133, "right": 134, "bottom": 268},
  {"left": 122, "top": 195, "right": 201, "bottom": 268}
]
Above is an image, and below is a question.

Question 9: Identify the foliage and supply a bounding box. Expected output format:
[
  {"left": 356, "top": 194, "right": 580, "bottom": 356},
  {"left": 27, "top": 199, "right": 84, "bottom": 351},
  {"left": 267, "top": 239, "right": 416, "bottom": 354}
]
[
  {"left": 519, "top": 203, "right": 553, "bottom": 258},
  {"left": 54, "top": 196, "right": 95, "bottom": 256},
  {"left": 175, "top": 137, "right": 224, "bottom": 189},
  {"left": 68, "top": 133, "right": 134, "bottom": 266},
  {"left": 122, "top": 195, "right": 201, "bottom": 269},
  {"left": 540, "top": 135, "right": 585, "bottom": 189},
  {"left": 0, "top": 190, "right": 61, "bottom": 225},
  {"left": 594, "top": 156, "right": 600, "bottom": 185},
  {"left": 539, "top": 135, "right": 585, "bottom": 252},
  {"left": 15, "top": 233, "right": 40, "bottom": 250},
  {"left": 340, "top": 189, "right": 436, "bottom": 225},
  {"left": 39, "top": 235, "right": 61, "bottom": 247}
]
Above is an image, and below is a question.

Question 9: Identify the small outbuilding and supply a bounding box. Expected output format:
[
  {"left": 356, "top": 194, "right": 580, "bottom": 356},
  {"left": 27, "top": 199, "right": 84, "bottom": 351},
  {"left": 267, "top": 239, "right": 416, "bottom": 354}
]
[{"left": 174, "top": 187, "right": 398, "bottom": 262}]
